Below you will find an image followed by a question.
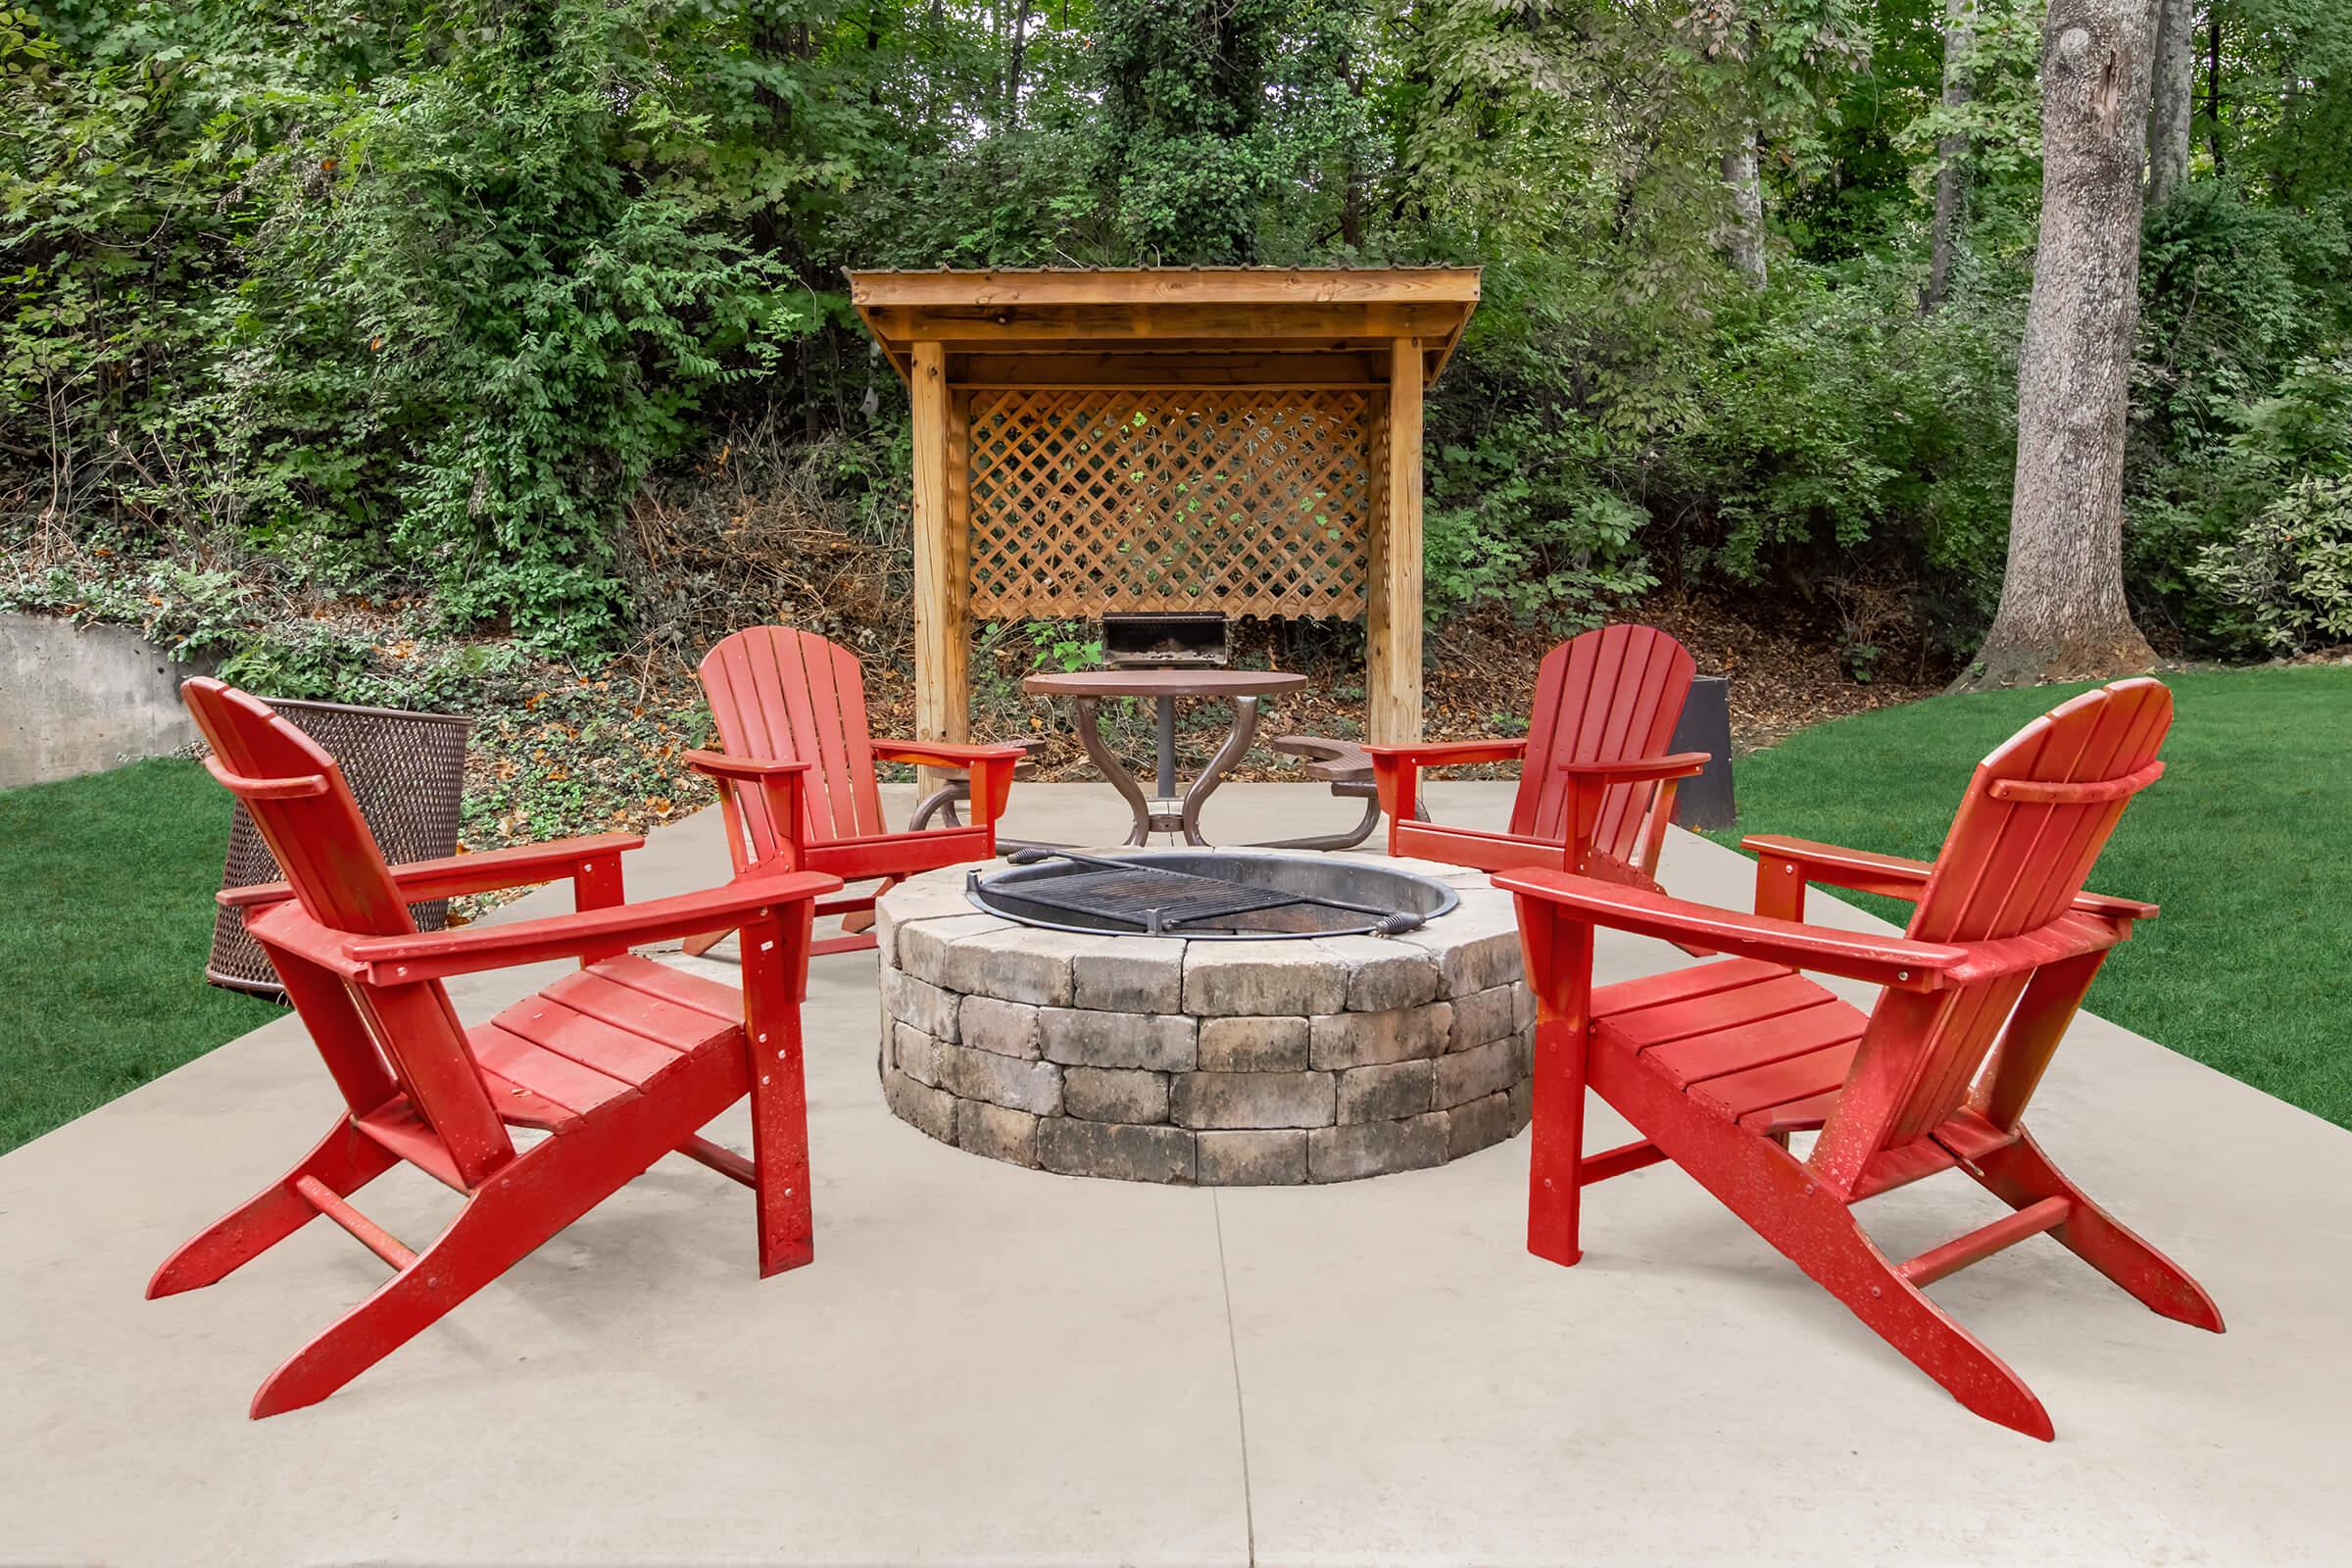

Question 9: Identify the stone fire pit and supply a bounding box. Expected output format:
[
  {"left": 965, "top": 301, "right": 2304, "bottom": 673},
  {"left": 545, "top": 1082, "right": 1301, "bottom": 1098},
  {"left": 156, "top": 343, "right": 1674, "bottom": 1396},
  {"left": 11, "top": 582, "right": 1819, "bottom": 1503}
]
[{"left": 874, "top": 850, "right": 1533, "bottom": 1184}]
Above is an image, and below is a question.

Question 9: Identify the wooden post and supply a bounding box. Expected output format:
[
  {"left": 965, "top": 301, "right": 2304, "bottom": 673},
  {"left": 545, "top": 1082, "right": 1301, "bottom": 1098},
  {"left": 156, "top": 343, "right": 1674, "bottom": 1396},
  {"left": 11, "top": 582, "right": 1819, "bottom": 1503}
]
[
  {"left": 1369, "top": 339, "right": 1425, "bottom": 744},
  {"left": 909, "top": 341, "right": 968, "bottom": 797}
]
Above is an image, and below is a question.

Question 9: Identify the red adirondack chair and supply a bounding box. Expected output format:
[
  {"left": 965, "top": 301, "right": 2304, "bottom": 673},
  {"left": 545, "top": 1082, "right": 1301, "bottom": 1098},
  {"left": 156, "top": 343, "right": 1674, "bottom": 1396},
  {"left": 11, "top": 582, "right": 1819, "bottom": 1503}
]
[
  {"left": 1496, "top": 679, "right": 2222, "bottom": 1440},
  {"left": 687, "top": 626, "right": 1029, "bottom": 957},
  {"left": 1366, "top": 623, "right": 1708, "bottom": 888},
  {"left": 154, "top": 678, "right": 841, "bottom": 1418}
]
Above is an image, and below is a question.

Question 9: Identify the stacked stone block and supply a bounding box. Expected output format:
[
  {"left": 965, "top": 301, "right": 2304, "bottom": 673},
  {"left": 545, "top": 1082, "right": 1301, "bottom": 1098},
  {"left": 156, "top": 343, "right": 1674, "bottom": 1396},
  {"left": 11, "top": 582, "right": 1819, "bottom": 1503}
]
[{"left": 875, "top": 858, "right": 1536, "bottom": 1184}]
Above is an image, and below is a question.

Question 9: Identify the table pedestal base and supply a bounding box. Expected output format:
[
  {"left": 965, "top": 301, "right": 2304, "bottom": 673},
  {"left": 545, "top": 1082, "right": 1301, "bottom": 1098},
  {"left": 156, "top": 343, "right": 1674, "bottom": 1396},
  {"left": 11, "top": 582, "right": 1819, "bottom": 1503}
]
[{"left": 1073, "top": 694, "right": 1265, "bottom": 847}]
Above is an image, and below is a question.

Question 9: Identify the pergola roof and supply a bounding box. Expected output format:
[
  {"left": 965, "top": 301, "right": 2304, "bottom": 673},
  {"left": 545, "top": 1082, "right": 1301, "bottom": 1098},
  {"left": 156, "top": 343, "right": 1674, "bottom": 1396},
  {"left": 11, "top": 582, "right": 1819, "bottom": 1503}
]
[
  {"left": 855, "top": 264, "right": 1477, "bottom": 753},
  {"left": 848, "top": 267, "right": 1481, "bottom": 385}
]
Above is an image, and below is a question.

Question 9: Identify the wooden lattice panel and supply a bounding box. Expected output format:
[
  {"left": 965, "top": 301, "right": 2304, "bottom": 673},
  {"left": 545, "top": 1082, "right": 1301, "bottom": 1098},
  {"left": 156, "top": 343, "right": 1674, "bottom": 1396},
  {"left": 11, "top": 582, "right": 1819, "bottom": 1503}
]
[{"left": 965, "top": 388, "right": 1378, "bottom": 617}]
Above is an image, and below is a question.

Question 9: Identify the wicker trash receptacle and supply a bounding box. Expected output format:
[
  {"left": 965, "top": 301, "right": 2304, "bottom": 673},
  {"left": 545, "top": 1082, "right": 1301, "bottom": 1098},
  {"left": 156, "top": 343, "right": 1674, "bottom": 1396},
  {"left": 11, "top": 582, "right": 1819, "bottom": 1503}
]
[{"left": 207, "top": 697, "right": 469, "bottom": 997}]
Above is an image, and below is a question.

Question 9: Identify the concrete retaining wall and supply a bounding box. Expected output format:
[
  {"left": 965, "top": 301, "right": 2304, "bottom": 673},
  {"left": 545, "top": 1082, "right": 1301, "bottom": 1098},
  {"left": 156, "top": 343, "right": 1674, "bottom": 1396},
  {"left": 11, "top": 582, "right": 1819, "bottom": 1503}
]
[{"left": 0, "top": 612, "right": 207, "bottom": 787}]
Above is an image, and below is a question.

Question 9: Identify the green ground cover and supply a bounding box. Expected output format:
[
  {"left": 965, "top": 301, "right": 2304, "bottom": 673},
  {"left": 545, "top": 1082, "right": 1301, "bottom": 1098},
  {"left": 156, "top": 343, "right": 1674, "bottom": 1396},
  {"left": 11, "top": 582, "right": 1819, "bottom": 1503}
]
[
  {"left": 1709, "top": 665, "right": 2351, "bottom": 1128},
  {"left": 0, "top": 759, "right": 281, "bottom": 1153}
]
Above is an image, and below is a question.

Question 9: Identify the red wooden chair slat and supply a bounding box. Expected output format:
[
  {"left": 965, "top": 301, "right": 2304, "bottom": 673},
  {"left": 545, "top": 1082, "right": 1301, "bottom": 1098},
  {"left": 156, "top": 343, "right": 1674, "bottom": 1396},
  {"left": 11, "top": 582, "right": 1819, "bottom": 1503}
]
[
  {"left": 1643, "top": 999, "right": 1864, "bottom": 1089},
  {"left": 1604, "top": 972, "right": 1828, "bottom": 1051},
  {"left": 467, "top": 1025, "right": 643, "bottom": 1117},
  {"left": 1499, "top": 679, "right": 2223, "bottom": 1440},
  {"left": 688, "top": 626, "right": 1027, "bottom": 957},
  {"left": 152, "top": 678, "right": 839, "bottom": 1417},
  {"left": 1688, "top": 1039, "right": 1861, "bottom": 1121},
  {"left": 492, "top": 996, "right": 690, "bottom": 1084},
  {"left": 535, "top": 968, "right": 739, "bottom": 1054},
  {"left": 1590, "top": 956, "right": 1792, "bottom": 1016},
  {"left": 588, "top": 953, "right": 754, "bottom": 1021},
  {"left": 1371, "top": 624, "right": 1705, "bottom": 895}
]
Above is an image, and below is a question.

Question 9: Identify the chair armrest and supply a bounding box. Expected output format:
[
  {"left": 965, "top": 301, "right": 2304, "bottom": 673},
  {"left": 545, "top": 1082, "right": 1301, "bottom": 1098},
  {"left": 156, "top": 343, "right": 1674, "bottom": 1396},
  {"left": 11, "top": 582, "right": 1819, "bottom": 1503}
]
[
  {"left": 873, "top": 739, "right": 1027, "bottom": 825},
  {"left": 326, "top": 869, "right": 845, "bottom": 984},
  {"left": 1551, "top": 751, "right": 1710, "bottom": 784},
  {"left": 1365, "top": 740, "right": 1527, "bottom": 823},
  {"left": 1744, "top": 834, "right": 2161, "bottom": 921},
  {"left": 1494, "top": 868, "right": 1971, "bottom": 992},
  {"left": 872, "top": 739, "right": 1032, "bottom": 769},
  {"left": 1362, "top": 740, "right": 1529, "bottom": 768},
  {"left": 683, "top": 750, "right": 810, "bottom": 783},
  {"left": 1494, "top": 869, "right": 2135, "bottom": 993},
  {"left": 686, "top": 750, "right": 809, "bottom": 872},
  {"left": 218, "top": 833, "right": 645, "bottom": 911}
]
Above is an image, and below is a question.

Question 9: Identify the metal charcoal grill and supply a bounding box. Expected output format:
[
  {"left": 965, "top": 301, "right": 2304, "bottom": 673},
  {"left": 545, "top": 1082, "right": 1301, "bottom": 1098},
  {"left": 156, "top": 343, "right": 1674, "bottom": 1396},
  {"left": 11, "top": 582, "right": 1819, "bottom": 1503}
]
[
  {"left": 967, "top": 848, "right": 1457, "bottom": 940},
  {"left": 1100, "top": 611, "right": 1229, "bottom": 668},
  {"left": 1098, "top": 612, "right": 1232, "bottom": 807}
]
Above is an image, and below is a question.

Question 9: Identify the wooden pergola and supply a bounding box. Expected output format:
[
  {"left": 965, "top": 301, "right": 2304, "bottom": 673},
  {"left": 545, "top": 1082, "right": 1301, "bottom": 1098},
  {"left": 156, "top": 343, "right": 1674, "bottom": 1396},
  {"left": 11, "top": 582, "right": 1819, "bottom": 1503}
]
[{"left": 848, "top": 267, "right": 1480, "bottom": 766}]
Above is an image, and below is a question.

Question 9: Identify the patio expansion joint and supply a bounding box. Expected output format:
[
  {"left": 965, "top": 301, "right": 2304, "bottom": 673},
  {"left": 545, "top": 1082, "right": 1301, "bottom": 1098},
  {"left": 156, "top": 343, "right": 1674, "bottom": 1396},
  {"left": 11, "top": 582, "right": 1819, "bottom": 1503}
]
[{"left": 1210, "top": 1190, "right": 1258, "bottom": 1568}]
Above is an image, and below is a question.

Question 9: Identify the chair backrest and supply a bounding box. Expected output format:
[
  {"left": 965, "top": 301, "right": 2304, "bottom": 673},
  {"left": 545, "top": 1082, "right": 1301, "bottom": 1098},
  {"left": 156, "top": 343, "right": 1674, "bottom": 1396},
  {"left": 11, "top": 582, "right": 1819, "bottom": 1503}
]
[
  {"left": 1816, "top": 679, "right": 2172, "bottom": 1185},
  {"left": 1513, "top": 624, "right": 1697, "bottom": 862},
  {"left": 182, "top": 678, "right": 512, "bottom": 1183},
  {"left": 699, "top": 627, "right": 887, "bottom": 863}
]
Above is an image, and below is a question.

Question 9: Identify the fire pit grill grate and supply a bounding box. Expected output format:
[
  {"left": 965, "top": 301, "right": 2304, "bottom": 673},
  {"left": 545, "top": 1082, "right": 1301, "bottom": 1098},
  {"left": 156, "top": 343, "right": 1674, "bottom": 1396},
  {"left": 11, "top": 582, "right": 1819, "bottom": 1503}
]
[
  {"left": 1004, "top": 866, "right": 1303, "bottom": 932},
  {"left": 966, "top": 848, "right": 1458, "bottom": 940}
]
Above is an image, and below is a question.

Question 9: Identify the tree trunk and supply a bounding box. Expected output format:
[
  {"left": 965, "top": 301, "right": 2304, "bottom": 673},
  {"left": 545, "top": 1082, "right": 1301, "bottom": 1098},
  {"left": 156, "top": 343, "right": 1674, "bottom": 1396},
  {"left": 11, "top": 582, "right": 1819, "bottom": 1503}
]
[
  {"left": 1961, "top": 0, "right": 2159, "bottom": 690},
  {"left": 1005, "top": 3, "right": 1030, "bottom": 126},
  {"left": 2205, "top": 9, "right": 2224, "bottom": 172},
  {"left": 1924, "top": 0, "right": 1980, "bottom": 313},
  {"left": 1721, "top": 130, "right": 1767, "bottom": 291},
  {"left": 2145, "top": 0, "right": 2193, "bottom": 205}
]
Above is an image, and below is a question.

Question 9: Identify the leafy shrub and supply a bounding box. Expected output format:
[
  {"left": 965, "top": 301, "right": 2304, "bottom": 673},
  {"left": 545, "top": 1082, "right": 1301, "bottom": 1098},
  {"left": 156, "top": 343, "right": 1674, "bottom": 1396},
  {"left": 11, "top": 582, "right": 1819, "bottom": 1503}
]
[
  {"left": 2136, "top": 183, "right": 2342, "bottom": 457},
  {"left": 2130, "top": 352, "right": 2352, "bottom": 649},
  {"left": 2191, "top": 475, "right": 2352, "bottom": 652},
  {"left": 3, "top": 2, "right": 807, "bottom": 655},
  {"left": 1647, "top": 260, "right": 2026, "bottom": 649},
  {"left": 1423, "top": 416, "right": 1655, "bottom": 630}
]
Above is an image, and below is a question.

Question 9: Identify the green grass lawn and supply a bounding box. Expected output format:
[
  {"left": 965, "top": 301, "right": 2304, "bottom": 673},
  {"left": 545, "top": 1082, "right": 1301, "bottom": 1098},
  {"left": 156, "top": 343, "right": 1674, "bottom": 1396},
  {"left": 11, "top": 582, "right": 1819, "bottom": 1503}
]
[
  {"left": 0, "top": 758, "right": 283, "bottom": 1153},
  {"left": 1709, "top": 665, "right": 2351, "bottom": 1128}
]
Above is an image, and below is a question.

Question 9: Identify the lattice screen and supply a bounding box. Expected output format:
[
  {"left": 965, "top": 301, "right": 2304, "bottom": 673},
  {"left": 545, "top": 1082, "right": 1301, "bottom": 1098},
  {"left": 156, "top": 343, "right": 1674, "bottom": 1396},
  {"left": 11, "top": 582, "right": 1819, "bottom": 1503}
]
[{"left": 964, "top": 387, "right": 1380, "bottom": 617}]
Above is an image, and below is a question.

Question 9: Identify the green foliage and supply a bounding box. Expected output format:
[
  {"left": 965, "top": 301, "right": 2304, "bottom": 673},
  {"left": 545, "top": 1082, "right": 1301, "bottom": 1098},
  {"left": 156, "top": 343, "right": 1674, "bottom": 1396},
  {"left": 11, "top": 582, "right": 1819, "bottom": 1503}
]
[
  {"left": 3, "top": 0, "right": 2348, "bottom": 670},
  {"left": 2191, "top": 475, "right": 2352, "bottom": 651},
  {"left": 2136, "top": 182, "right": 2343, "bottom": 453},
  {"left": 234, "top": 4, "right": 805, "bottom": 648},
  {"left": 2130, "top": 345, "right": 2352, "bottom": 649},
  {"left": 1423, "top": 419, "right": 1654, "bottom": 629},
  {"left": 1020, "top": 619, "right": 1106, "bottom": 675},
  {"left": 3, "top": 1, "right": 810, "bottom": 654},
  {"left": 1678, "top": 261, "right": 2025, "bottom": 627}
]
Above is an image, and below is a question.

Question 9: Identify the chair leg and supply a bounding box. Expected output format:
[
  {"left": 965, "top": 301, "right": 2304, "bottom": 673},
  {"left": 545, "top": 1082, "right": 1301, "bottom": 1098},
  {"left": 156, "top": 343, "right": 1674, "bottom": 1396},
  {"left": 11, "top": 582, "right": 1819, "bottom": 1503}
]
[
  {"left": 1782, "top": 1194, "right": 2056, "bottom": 1441},
  {"left": 837, "top": 877, "right": 899, "bottom": 939},
  {"left": 808, "top": 929, "right": 879, "bottom": 956},
  {"left": 682, "top": 927, "right": 733, "bottom": 958},
  {"left": 748, "top": 1041, "right": 814, "bottom": 1280},
  {"left": 1968, "top": 1128, "right": 2225, "bottom": 1333},
  {"left": 741, "top": 907, "right": 817, "bottom": 1278},
  {"left": 248, "top": 1061, "right": 757, "bottom": 1417},
  {"left": 1527, "top": 1014, "right": 1589, "bottom": 1267},
  {"left": 248, "top": 1182, "right": 543, "bottom": 1419},
  {"left": 1587, "top": 1048, "right": 2053, "bottom": 1438},
  {"left": 149, "top": 1119, "right": 397, "bottom": 1299}
]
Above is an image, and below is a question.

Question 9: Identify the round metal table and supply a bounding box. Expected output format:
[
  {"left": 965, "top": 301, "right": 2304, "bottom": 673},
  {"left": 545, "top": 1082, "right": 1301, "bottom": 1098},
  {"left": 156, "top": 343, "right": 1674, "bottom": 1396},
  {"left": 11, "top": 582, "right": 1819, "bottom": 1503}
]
[{"left": 1022, "top": 668, "right": 1308, "bottom": 845}]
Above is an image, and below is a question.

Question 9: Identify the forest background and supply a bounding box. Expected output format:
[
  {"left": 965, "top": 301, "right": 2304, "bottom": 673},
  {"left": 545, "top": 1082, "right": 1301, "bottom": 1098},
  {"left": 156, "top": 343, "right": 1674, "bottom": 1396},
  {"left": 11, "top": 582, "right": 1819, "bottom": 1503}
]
[{"left": 3, "top": 0, "right": 2346, "bottom": 839}]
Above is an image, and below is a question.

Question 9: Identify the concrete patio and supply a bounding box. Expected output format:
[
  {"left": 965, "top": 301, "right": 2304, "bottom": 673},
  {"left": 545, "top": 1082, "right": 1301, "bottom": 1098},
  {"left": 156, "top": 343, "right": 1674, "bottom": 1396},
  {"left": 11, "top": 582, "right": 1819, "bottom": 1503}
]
[{"left": 4, "top": 782, "right": 2347, "bottom": 1565}]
